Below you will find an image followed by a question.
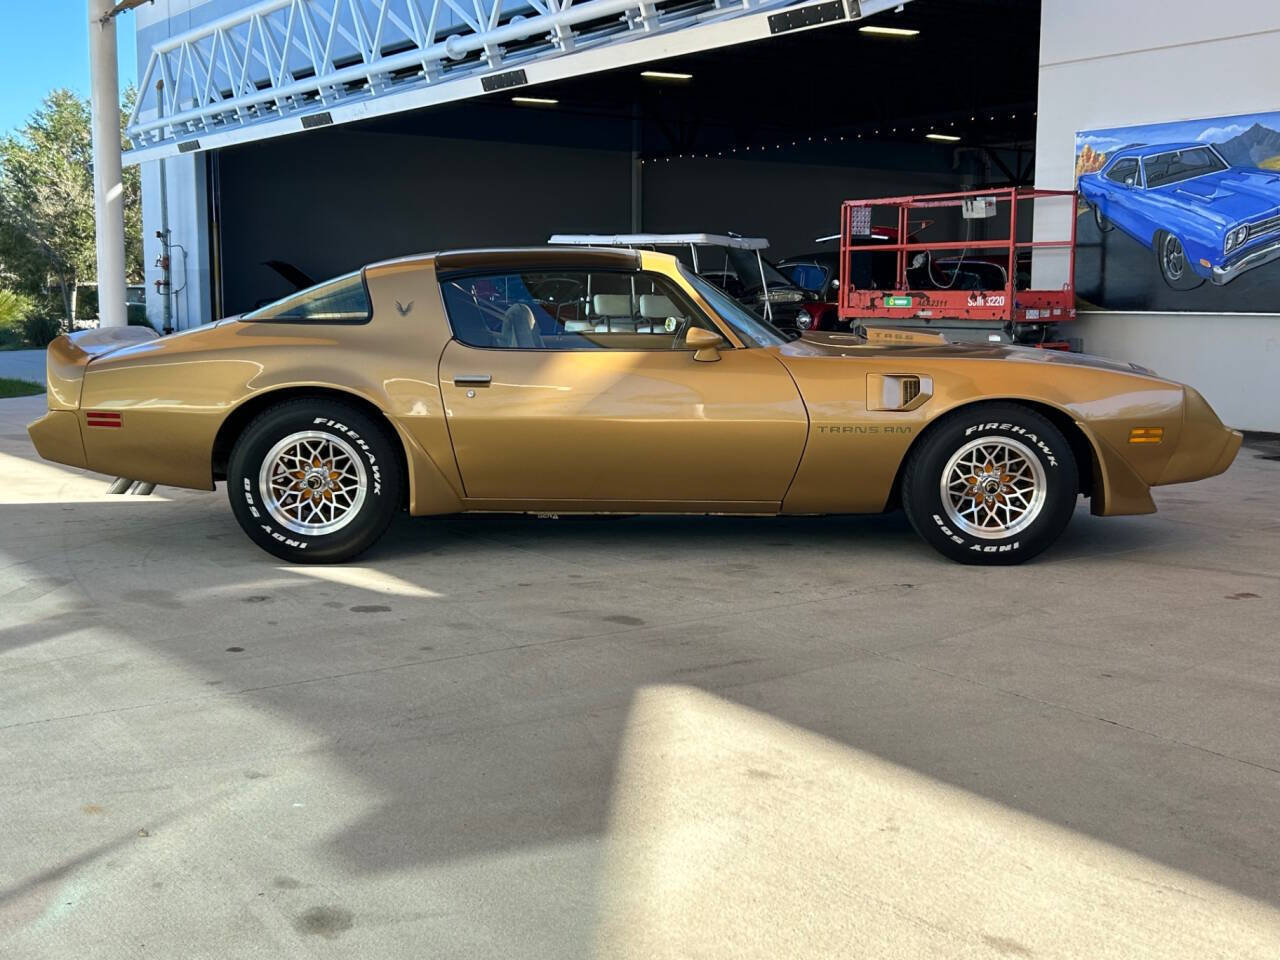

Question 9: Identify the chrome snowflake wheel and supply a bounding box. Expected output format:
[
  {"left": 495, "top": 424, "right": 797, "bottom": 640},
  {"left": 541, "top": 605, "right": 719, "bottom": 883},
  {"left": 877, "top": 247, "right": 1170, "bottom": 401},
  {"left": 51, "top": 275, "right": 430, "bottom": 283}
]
[
  {"left": 940, "top": 436, "right": 1047, "bottom": 540},
  {"left": 259, "top": 430, "right": 368, "bottom": 537}
]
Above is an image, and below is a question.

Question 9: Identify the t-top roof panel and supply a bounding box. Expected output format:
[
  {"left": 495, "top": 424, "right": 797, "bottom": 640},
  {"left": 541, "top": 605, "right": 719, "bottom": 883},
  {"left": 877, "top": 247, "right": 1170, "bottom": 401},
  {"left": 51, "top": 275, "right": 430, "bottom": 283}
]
[
  {"left": 124, "top": 0, "right": 912, "bottom": 164},
  {"left": 550, "top": 233, "right": 769, "bottom": 249}
]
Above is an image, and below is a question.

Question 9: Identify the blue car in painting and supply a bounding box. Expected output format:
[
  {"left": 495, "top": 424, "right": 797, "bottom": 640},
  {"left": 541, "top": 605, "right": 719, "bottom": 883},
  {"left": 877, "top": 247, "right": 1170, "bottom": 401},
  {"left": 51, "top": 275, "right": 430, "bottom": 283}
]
[{"left": 1078, "top": 142, "right": 1280, "bottom": 289}]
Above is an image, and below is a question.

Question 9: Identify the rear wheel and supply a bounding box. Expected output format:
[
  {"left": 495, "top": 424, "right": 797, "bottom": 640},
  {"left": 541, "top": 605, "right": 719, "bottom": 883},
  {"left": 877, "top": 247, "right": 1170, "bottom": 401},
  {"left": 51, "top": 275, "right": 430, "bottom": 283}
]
[
  {"left": 1092, "top": 203, "right": 1114, "bottom": 232},
  {"left": 227, "top": 398, "right": 402, "bottom": 563},
  {"left": 902, "top": 403, "right": 1078, "bottom": 565}
]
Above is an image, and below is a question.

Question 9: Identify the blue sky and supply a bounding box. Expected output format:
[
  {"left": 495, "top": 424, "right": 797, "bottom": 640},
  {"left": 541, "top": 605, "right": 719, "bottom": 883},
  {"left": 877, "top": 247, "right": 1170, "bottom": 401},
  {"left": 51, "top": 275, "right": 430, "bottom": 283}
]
[
  {"left": 1076, "top": 111, "right": 1280, "bottom": 156},
  {"left": 0, "top": 4, "right": 138, "bottom": 135}
]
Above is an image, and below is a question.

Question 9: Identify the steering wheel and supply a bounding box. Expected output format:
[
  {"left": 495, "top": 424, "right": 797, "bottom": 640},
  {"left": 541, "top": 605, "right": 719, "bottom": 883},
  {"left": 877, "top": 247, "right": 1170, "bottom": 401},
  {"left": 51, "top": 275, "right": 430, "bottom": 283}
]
[{"left": 532, "top": 277, "right": 582, "bottom": 306}]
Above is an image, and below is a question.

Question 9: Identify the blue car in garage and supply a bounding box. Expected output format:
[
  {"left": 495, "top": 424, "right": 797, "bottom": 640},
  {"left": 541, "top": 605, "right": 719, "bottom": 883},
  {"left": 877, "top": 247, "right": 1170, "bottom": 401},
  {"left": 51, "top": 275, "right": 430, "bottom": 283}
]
[{"left": 1078, "top": 142, "right": 1280, "bottom": 289}]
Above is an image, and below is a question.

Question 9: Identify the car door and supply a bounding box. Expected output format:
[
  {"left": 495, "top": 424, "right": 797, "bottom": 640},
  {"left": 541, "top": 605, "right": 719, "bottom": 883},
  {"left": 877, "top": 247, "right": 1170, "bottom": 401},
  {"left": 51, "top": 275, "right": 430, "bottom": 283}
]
[
  {"left": 435, "top": 266, "right": 808, "bottom": 507},
  {"left": 1102, "top": 158, "right": 1145, "bottom": 239}
]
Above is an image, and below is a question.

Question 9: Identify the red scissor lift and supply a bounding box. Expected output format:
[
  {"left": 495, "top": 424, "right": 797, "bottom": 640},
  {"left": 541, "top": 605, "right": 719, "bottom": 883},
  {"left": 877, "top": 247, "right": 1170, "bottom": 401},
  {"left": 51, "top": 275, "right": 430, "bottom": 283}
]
[{"left": 838, "top": 186, "right": 1079, "bottom": 347}]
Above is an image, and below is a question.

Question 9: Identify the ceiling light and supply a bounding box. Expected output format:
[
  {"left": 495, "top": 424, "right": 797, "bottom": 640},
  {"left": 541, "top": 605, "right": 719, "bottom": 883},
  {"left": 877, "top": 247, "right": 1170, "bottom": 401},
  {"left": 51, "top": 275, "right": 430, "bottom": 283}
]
[
  {"left": 511, "top": 96, "right": 558, "bottom": 105},
  {"left": 859, "top": 25, "right": 920, "bottom": 37},
  {"left": 926, "top": 133, "right": 961, "bottom": 142},
  {"left": 641, "top": 70, "right": 693, "bottom": 80}
]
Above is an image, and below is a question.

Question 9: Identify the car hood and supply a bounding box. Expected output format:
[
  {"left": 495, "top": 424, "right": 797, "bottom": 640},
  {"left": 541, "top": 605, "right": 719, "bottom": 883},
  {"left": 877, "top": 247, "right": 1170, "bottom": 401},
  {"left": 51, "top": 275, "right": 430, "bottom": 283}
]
[
  {"left": 1156, "top": 169, "right": 1280, "bottom": 224},
  {"left": 784, "top": 332, "right": 1153, "bottom": 375}
]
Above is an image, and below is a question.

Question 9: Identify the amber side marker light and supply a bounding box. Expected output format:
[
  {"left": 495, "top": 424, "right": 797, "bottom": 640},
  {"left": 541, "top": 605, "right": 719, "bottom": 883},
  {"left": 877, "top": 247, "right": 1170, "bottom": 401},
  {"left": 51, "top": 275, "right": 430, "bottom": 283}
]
[{"left": 1129, "top": 427, "right": 1164, "bottom": 444}]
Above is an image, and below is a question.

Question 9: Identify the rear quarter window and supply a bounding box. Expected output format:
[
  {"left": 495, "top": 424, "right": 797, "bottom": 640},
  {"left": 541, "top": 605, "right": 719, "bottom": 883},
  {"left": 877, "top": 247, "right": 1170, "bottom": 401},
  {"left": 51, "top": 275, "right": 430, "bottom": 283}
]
[{"left": 243, "top": 271, "right": 371, "bottom": 324}]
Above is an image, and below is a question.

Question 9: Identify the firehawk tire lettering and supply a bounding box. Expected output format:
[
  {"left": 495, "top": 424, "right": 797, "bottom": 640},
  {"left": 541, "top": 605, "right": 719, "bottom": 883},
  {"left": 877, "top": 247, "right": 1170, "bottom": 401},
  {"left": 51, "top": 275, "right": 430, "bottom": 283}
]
[
  {"left": 905, "top": 404, "right": 1078, "bottom": 566},
  {"left": 964, "top": 421, "right": 1058, "bottom": 467},
  {"left": 312, "top": 416, "right": 383, "bottom": 494},
  {"left": 227, "top": 399, "right": 402, "bottom": 564}
]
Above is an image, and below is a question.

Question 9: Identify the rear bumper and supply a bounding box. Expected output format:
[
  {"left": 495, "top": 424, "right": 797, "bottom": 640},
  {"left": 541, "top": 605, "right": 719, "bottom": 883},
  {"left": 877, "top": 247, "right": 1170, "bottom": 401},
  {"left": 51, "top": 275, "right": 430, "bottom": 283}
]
[{"left": 27, "top": 410, "right": 87, "bottom": 470}]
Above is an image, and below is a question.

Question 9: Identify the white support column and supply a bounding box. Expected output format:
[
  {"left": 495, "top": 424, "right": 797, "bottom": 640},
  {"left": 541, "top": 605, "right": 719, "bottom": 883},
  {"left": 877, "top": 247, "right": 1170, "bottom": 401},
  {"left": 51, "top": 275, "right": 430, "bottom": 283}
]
[{"left": 89, "top": 0, "right": 128, "bottom": 328}]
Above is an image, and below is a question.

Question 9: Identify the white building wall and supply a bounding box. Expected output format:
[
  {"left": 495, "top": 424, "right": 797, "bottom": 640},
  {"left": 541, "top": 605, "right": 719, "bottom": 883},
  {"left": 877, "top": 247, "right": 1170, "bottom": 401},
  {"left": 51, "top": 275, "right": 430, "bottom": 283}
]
[
  {"left": 138, "top": 156, "right": 212, "bottom": 331},
  {"left": 134, "top": 2, "right": 222, "bottom": 330},
  {"left": 1034, "top": 0, "right": 1280, "bottom": 431}
]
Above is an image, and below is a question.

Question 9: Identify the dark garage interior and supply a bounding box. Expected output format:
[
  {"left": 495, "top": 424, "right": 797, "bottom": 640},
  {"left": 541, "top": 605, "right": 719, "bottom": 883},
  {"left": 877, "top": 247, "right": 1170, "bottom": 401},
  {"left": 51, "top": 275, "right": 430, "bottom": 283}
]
[{"left": 210, "top": 0, "right": 1040, "bottom": 315}]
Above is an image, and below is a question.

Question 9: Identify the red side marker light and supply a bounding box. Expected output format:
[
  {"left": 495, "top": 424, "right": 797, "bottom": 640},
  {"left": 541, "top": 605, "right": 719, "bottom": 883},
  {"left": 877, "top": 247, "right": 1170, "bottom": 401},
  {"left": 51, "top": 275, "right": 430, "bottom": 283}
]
[{"left": 85, "top": 411, "right": 123, "bottom": 428}]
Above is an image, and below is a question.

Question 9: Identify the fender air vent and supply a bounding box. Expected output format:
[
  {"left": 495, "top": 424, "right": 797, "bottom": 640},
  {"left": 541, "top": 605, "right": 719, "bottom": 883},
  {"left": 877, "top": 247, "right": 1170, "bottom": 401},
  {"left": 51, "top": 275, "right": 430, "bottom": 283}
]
[
  {"left": 900, "top": 377, "right": 921, "bottom": 406},
  {"left": 867, "top": 374, "right": 932, "bottom": 411}
]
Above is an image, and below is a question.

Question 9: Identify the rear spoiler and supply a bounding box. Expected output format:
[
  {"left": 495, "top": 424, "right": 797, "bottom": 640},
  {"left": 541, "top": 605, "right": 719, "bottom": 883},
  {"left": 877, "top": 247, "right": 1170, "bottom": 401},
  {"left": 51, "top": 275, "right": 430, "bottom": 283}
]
[
  {"left": 45, "top": 325, "right": 159, "bottom": 410},
  {"left": 64, "top": 325, "right": 160, "bottom": 359},
  {"left": 862, "top": 326, "right": 951, "bottom": 346}
]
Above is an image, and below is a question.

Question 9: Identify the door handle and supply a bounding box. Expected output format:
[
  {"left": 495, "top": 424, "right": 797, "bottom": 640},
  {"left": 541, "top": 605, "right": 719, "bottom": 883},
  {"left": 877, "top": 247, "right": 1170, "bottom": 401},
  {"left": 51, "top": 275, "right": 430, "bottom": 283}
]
[{"left": 453, "top": 374, "right": 492, "bottom": 386}]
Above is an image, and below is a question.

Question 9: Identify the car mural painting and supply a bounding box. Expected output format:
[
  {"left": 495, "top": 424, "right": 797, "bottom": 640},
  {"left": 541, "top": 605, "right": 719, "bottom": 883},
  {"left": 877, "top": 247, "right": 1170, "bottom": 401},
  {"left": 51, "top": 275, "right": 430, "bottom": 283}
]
[
  {"left": 1077, "top": 142, "right": 1280, "bottom": 289},
  {"left": 1074, "top": 111, "right": 1280, "bottom": 311}
]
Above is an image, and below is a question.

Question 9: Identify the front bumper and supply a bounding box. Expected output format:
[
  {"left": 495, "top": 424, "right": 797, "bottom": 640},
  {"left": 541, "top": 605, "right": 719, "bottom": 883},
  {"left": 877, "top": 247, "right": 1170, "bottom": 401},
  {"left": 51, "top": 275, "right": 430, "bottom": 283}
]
[
  {"left": 1156, "top": 387, "right": 1242, "bottom": 485},
  {"left": 1211, "top": 236, "right": 1280, "bottom": 285},
  {"left": 28, "top": 410, "right": 87, "bottom": 470}
]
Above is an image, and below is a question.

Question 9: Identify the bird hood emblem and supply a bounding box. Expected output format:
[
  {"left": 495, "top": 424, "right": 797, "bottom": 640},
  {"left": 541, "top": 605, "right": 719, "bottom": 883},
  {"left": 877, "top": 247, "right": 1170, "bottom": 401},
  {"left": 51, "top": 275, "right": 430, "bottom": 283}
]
[{"left": 395, "top": 299, "right": 414, "bottom": 316}]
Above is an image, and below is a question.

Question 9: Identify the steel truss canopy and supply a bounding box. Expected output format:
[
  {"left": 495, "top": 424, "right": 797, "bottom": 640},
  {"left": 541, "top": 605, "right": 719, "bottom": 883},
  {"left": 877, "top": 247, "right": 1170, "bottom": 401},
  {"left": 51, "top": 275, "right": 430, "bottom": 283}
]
[{"left": 125, "top": 0, "right": 910, "bottom": 164}]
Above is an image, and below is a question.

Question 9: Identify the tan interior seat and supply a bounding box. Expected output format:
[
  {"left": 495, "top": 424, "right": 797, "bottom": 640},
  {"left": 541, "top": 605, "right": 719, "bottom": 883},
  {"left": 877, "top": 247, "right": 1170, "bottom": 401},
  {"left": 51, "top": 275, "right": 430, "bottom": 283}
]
[
  {"left": 591, "top": 293, "right": 635, "bottom": 332},
  {"left": 500, "top": 303, "right": 543, "bottom": 348},
  {"left": 638, "top": 293, "right": 681, "bottom": 334}
]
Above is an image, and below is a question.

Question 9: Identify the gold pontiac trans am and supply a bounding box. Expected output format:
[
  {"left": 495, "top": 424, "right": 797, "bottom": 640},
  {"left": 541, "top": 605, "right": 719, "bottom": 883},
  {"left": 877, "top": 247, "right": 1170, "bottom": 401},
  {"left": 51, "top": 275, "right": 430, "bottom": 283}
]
[{"left": 28, "top": 247, "right": 1241, "bottom": 565}]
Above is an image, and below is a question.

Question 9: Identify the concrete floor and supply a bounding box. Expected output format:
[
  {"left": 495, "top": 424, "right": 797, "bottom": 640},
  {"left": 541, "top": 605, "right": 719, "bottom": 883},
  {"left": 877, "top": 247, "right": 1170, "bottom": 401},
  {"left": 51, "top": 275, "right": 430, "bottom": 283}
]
[{"left": 2, "top": 392, "right": 1279, "bottom": 958}]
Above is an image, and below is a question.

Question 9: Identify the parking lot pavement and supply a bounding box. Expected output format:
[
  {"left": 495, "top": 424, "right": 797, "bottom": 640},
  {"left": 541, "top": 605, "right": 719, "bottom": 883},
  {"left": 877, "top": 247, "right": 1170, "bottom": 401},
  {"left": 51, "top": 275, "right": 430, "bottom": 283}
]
[
  {"left": 0, "top": 350, "right": 46, "bottom": 385},
  {"left": 2, "top": 392, "right": 1279, "bottom": 958}
]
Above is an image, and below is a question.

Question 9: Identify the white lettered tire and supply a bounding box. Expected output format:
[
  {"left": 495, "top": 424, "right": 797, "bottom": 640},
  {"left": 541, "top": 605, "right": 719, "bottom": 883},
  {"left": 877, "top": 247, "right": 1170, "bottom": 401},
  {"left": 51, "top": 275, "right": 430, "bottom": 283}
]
[
  {"left": 902, "top": 403, "right": 1078, "bottom": 565},
  {"left": 227, "top": 399, "right": 402, "bottom": 563}
]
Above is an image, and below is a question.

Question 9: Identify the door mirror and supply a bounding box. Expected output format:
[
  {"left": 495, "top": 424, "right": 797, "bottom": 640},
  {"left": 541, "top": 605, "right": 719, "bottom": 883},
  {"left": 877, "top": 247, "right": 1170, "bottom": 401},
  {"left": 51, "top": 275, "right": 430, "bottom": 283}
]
[{"left": 685, "top": 326, "right": 724, "bottom": 362}]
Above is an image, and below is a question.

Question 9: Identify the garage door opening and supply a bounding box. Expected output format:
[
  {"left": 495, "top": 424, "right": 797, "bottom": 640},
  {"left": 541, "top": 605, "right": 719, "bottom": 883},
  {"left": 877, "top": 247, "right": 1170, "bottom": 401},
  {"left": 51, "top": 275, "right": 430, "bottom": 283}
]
[{"left": 208, "top": 0, "right": 1040, "bottom": 316}]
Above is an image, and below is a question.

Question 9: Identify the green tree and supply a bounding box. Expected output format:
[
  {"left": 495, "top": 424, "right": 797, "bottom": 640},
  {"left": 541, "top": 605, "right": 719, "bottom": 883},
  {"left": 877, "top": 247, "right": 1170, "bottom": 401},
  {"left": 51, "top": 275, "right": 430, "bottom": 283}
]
[
  {"left": 0, "top": 87, "right": 143, "bottom": 330},
  {"left": 121, "top": 86, "right": 143, "bottom": 286}
]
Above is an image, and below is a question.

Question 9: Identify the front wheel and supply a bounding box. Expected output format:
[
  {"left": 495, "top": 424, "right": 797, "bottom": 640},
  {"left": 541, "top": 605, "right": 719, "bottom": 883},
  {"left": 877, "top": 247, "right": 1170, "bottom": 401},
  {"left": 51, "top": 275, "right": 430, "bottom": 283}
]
[
  {"left": 227, "top": 398, "right": 402, "bottom": 563},
  {"left": 1155, "top": 230, "right": 1205, "bottom": 290},
  {"left": 901, "top": 403, "right": 1078, "bottom": 565}
]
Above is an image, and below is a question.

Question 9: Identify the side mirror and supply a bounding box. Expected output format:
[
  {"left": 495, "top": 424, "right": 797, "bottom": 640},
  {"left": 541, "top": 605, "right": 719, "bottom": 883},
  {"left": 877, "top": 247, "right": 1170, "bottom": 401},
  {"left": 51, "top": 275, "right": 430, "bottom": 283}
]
[
  {"left": 1124, "top": 176, "right": 1135, "bottom": 188},
  {"left": 685, "top": 326, "right": 724, "bottom": 362}
]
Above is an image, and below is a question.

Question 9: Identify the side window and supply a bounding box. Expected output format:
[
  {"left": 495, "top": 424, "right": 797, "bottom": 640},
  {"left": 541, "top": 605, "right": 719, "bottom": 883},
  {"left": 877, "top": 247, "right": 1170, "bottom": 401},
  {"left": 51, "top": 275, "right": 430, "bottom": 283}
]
[
  {"left": 439, "top": 270, "right": 716, "bottom": 350},
  {"left": 1105, "top": 158, "right": 1139, "bottom": 186},
  {"left": 243, "top": 271, "right": 371, "bottom": 323}
]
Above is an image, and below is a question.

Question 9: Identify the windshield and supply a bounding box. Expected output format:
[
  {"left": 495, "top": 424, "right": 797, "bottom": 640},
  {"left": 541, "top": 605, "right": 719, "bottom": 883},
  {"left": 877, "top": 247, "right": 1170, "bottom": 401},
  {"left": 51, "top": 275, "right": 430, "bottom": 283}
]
[
  {"left": 722, "top": 248, "right": 794, "bottom": 294},
  {"left": 680, "top": 264, "right": 788, "bottom": 347},
  {"left": 1142, "top": 147, "right": 1228, "bottom": 188}
]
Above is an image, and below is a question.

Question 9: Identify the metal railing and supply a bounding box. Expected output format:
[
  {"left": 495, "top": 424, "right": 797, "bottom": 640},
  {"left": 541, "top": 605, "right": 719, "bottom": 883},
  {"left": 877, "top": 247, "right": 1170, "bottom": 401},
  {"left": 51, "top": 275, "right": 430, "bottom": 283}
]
[{"left": 126, "top": 0, "right": 867, "bottom": 159}]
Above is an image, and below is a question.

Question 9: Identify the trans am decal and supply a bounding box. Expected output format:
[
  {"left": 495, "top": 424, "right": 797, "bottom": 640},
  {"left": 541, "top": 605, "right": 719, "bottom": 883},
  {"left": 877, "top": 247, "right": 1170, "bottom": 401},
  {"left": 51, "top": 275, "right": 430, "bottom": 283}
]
[{"left": 1074, "top": 110, "right": 1280, "bottom": 313}]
